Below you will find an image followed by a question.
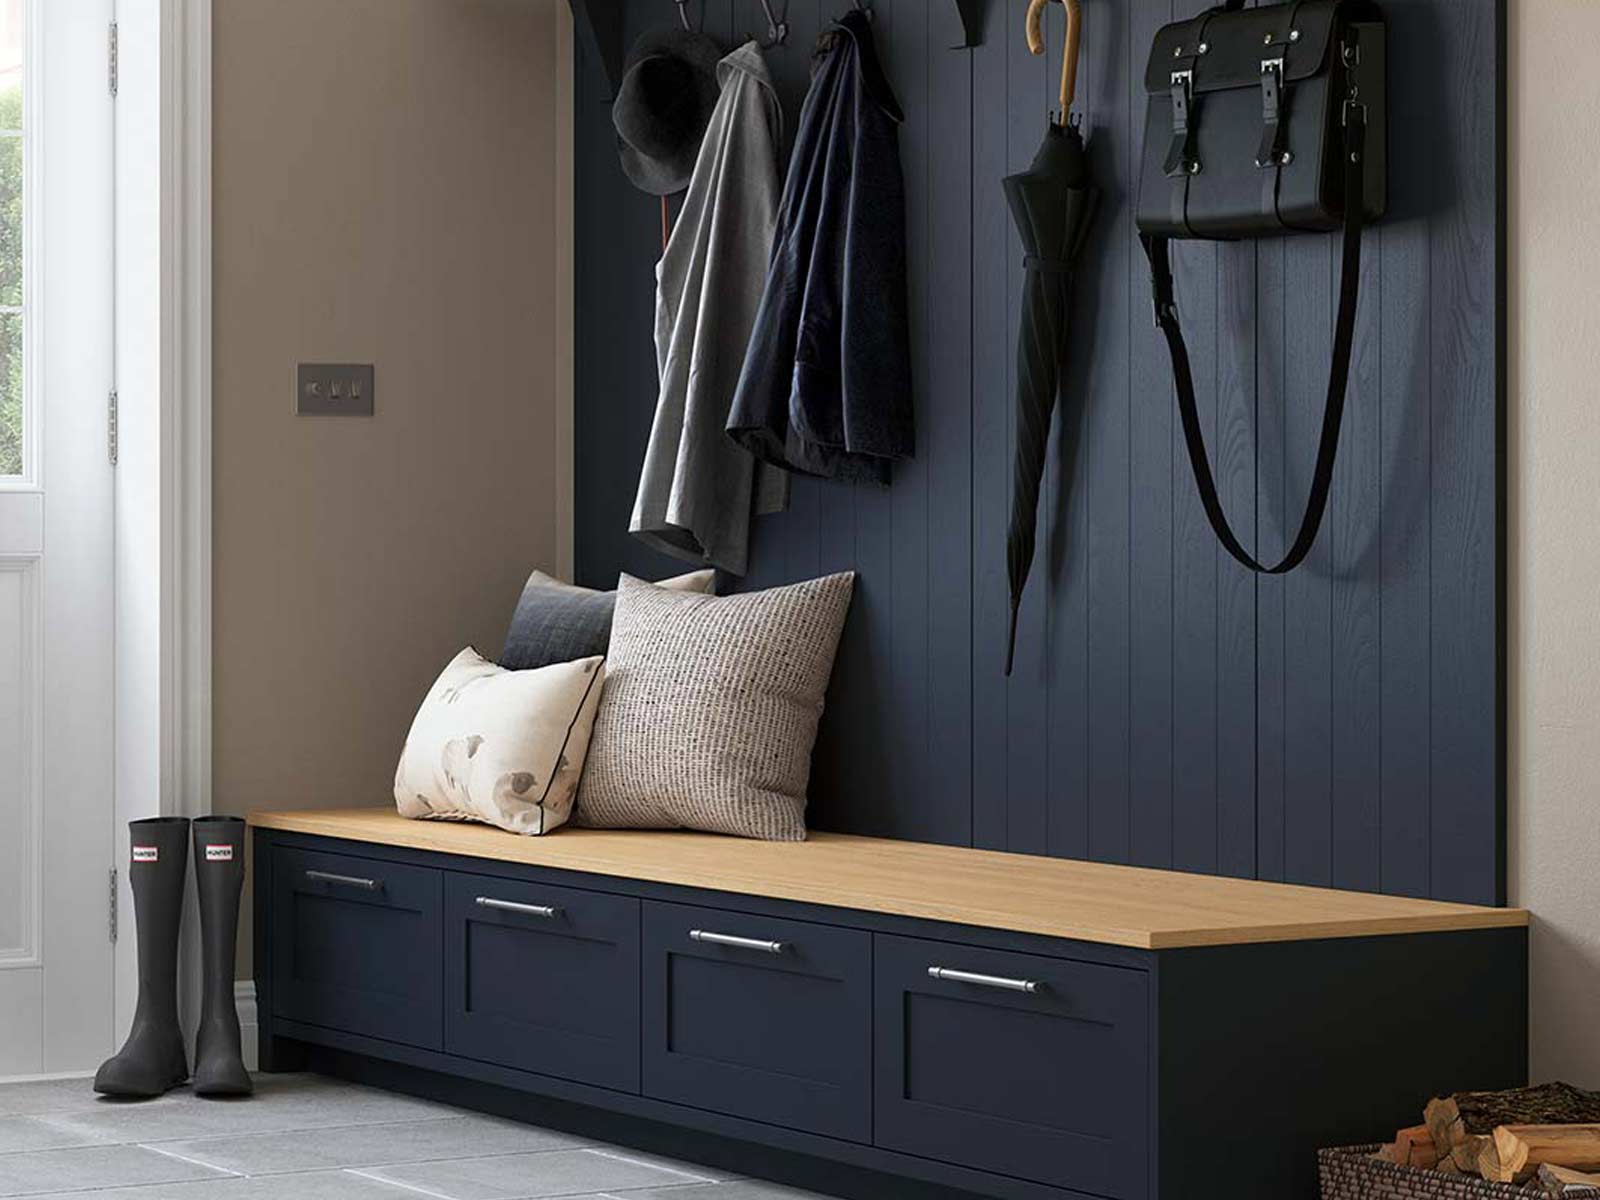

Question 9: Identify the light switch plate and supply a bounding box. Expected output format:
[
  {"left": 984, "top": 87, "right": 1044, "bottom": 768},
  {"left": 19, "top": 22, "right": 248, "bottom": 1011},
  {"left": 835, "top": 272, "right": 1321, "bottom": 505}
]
[{"left": 297, "top": 363, "right": 375, "bottom": 416}]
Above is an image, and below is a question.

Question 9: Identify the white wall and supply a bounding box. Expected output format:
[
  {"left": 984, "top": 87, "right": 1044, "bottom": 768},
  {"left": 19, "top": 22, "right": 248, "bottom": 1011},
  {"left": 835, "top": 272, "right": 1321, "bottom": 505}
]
[{"left": 1509, "top": 0, "right": 1600, "bottom": 1088}]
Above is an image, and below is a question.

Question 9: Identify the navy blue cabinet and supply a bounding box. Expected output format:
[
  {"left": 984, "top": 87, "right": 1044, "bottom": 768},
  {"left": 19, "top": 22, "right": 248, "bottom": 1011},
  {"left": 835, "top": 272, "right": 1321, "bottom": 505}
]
[
  {"left": 444, "top": 872, "right": 640, "bottom": 1093},
  {"left": 254, "top": 828, "right": 1528, "bottom": 1200},
  {"left": 269, "top": 846, "right": 443, "bottom": 1049},
  {"left": 874, "top": 935, "right": 1151, "bottom": 1199},
  {"left": 642, "top": 900, "right": 872, "bottom": 1143}
]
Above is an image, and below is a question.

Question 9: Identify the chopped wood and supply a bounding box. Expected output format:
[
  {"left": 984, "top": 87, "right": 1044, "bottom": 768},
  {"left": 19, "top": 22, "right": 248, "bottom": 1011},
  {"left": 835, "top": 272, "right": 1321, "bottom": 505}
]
[
  {"left": 1539, "top": 1163, "right": 1600, "bottom": 1198},
  {"left": 1390, "top": 1124, "right": 1440, "bottom": 1170},
  {"left": 1479, "top": 1125, "right": 1600, "bottom": 1184},
  {"left": 1426, "top": 1083, "right": 1600, "bottom": 1171}
]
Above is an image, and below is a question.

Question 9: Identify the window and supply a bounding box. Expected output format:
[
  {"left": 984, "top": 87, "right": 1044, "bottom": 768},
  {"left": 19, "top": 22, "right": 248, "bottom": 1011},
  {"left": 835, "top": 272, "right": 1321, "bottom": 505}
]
[{"left": 0, "top": 0, "right": 22, "bottom": 478}]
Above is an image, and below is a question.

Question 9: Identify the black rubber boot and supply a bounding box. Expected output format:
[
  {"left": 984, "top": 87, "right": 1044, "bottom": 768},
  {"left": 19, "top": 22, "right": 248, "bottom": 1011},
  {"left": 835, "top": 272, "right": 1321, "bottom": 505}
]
[
  {"left": 191, "top": 816, "right": 252, "bottom": 1097},
  {"left": 94, "top": 818, "right": 191, "bottom": 1098}
]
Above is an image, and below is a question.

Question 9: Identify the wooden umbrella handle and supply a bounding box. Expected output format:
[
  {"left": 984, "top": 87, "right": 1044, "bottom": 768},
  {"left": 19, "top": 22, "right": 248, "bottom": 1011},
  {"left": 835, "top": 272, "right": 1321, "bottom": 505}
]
[{"left": 1024, "top": 0, "right": 1082, "bottom": 124}]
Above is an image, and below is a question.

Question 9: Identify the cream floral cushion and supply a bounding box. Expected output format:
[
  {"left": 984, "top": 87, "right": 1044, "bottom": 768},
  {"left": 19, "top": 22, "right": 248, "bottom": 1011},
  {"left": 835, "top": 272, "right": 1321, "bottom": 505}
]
[{"left": 395, "top": 649, "right": 605, "bottom": 836}]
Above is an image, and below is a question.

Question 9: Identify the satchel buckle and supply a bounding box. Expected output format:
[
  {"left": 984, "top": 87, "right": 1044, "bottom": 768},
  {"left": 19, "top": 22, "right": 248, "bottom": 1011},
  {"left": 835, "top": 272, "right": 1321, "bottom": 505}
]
[
  {"left": 1164, "top": 70, "right": 1199, "bottom": 177},
  {"left": 1342, "top": 98, "right": 1368, "bottom": 128},
  {"left": 1256, "top": 58, "right": 1289, "bottom": 169}
]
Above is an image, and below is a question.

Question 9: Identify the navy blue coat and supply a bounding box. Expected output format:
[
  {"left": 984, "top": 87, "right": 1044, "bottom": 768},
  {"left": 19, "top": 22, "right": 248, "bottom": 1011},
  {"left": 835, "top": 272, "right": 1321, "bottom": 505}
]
[{"left": 726, "top": 9, "right": 913, "bottom": 486}]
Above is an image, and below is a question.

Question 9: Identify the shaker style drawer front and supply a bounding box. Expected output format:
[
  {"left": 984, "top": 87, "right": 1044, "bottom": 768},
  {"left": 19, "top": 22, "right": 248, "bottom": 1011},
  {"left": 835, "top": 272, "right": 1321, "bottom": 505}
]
[
  {"left": 444, "top": 871, "right": 641, "bottom": 1092},
  {"left": 874, "top": 935, "right": 1151, "bottom": 1199},
  {"left": 642, "top": 901, "right": 872, "bottom": 1143},
  {"left": 269, "top": 847, "right": 443, "bottom": 1049}
]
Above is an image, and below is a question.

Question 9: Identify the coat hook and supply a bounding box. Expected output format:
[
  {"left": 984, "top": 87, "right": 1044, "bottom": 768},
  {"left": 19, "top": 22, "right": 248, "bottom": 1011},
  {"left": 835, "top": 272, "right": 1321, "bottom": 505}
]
[
  {"left": 675, "top": 0, "right": 693, "bottom": 31},
  {"left": 753, "top": 0, "right": 789, "bottom": 47},
  {"left": 851, "top": 0, "right": 873, "bottom": 19}
]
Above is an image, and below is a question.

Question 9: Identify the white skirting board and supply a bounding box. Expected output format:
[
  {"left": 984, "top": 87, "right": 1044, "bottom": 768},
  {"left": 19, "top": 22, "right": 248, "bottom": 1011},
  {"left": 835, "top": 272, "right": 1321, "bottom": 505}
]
[{"left": 236, "top": 980, "right": 258, "bottom": 1072}]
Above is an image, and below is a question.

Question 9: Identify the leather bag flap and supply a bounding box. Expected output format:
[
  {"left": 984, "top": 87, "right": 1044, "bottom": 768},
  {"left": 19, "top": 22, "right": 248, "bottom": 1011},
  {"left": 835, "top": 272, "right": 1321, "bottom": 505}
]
[{"left": 1144, "top": 1, "right": 1342, "bottom": 95}]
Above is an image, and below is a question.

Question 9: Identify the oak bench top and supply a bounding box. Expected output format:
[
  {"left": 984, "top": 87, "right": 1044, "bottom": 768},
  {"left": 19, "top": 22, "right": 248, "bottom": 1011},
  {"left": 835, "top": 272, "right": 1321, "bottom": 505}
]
[{"left": 247, "top": 807, "right": 1528, "bottom": 950}]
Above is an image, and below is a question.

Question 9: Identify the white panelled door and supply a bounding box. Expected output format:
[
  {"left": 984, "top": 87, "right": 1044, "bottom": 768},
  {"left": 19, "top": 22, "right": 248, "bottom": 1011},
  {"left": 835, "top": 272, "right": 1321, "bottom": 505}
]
[{"left": 0, "top": 0, "right": 115, "bottom": 1077}]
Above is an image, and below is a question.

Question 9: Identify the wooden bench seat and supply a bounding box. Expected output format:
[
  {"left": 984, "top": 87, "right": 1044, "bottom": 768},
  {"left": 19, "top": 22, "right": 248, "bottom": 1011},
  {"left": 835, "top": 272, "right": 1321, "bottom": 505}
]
[{"left": 247, "top": 806, "right": 1526, "bottom": 950}]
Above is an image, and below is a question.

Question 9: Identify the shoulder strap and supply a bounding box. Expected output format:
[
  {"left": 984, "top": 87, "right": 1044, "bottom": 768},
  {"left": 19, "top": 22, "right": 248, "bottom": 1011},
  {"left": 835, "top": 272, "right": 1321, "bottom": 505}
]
[{"left": 1141, "top": 104, "right": 1367, "bottom": 575}]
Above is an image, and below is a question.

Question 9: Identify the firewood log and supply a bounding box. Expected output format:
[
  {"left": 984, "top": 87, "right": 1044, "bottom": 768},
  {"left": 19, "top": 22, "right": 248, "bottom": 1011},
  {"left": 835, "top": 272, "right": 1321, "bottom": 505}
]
[
  {"left": 1539, "top": 1163, "right": 1600, "bottom": 1198},
  {"left": 1478, "top": 1125, "right": 1600, "bottom": 1184},
  {"left": 1390, "top": 1124, "right": 1440, "bottom": 1169},
  {"left": 1426, "top": 1083, "right": 1600, "bottom": 1172}
]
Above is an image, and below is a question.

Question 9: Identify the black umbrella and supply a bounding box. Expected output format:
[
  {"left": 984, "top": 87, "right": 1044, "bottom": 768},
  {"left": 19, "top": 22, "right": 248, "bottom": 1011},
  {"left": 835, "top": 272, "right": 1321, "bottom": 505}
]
[{"left": 1003, "top": 0, "right": 1097, "bottom": 675}]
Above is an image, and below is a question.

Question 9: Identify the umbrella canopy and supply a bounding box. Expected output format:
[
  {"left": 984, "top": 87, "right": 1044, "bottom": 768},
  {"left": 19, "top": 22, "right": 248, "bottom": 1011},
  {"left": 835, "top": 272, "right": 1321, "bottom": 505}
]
[{"left": 1002, "top": 119, "right": 1097, "bottom": 675}]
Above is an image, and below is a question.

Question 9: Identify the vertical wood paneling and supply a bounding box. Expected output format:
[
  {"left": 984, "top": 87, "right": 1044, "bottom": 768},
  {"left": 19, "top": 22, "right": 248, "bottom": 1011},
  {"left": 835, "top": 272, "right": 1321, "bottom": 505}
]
[
  {"left": 1080, "top": 0, "right": 1132, "bottom": 866},
  {"left": 573, "top": 0, "right": 1504, "bottom": 907},
  {"left": 1215, "top": 238, "right": 1258, "bottom": 881},
  {"left": 1329, "top": 175, "right": 1384, "bottom": 895},
  {"left": 1127, "top": 0, "right": 1176, "bottom": 872},
  {"left": 1426, "top": 0, "right": 1501, "bottom": 906},
  {"left": 1255, "top": 234, "right": 1287, "bottom": 882},
  {"left": 1377, "top": 0, "right": 1435, "bottom": 900},
  {"left": 924, "top": 4, "right": 976, "bottom": 849},
  {"left": 970, "top": 0, "right": 1015, "bottom": 852}
]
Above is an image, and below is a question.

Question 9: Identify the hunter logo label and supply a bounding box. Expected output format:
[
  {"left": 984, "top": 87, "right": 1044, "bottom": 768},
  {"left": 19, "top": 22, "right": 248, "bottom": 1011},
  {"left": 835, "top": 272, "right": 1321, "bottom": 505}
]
[
  {"left": 204, "top": 844, "right": 234, "bottom": 862},
  {"left": 131, "top": 846, "right": 158, "bottom": 863}
]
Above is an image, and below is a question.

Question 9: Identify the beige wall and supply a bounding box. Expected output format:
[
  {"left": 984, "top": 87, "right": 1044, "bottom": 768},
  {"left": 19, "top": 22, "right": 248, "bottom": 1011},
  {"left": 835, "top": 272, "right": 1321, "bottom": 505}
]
[
  {"left": 213, "top": 0, "right": 570, "bottom": 975},
  {"left": 1509, "top": 2, "right": 1600, "bottom": 1087}
]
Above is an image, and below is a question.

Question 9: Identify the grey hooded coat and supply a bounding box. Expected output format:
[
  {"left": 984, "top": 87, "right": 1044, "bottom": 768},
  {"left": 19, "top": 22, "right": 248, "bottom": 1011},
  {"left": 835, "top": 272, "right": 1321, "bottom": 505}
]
[{"left": 630, "top": 41, "right": 789, "bottom": 578}]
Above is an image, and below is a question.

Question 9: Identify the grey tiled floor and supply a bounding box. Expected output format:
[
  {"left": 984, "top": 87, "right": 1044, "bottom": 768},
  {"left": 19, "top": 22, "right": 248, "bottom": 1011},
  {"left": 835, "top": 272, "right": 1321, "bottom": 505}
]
[{"left": 0, "top": 1074, "right": 824, "bottom": 1200}]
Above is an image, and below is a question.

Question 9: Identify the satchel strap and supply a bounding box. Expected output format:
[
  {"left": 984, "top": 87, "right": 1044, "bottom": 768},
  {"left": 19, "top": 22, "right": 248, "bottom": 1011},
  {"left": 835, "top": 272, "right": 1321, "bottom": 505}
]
[{"left": 1141, "top": 104, "right": 1368, "bottom": 575}]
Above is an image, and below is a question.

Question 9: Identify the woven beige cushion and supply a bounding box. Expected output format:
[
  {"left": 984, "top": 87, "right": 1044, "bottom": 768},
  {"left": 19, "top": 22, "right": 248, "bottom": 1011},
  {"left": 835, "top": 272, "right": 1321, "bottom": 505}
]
[
  {"left": 575, "top": 572, "right": 856, "bottom": 840},
  {"left": 395, "top": 649, "right": 605, "bottom": 836}
]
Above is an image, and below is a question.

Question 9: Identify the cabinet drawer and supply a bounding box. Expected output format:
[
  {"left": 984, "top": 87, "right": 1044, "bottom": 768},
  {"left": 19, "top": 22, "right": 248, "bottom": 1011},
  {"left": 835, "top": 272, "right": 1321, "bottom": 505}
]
[
  {"left": 642, "top": 901, "right": 871, "bottom": 1142},
  {"left": 270, "top": 846, "right": 442, "bottom": 1049},
  {"left": 444, "top": 871, "right": 640, "bottom": 1092},
  {"left": 875, "top": 935, "right": 1150, "bottom": 1199}
]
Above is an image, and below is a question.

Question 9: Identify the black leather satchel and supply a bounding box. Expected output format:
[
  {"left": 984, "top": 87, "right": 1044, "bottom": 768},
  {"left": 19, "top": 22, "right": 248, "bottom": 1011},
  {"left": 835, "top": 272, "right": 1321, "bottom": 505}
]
[{"left": 1135, "top": 0, "right": 1386, "bottom": 574}]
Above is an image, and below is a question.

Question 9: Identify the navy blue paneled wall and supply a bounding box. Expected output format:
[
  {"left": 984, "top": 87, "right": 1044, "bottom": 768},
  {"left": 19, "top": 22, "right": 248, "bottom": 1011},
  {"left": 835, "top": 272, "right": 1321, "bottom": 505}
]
[{"left": 573, "top": 0, "right": 1505, "bottom": 904}]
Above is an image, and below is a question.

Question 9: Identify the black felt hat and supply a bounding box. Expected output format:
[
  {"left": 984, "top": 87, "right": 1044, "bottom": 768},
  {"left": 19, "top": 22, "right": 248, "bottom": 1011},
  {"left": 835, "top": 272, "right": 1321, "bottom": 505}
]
[{"left": 612, "top": 28, "right": 723, "bottom": 196}]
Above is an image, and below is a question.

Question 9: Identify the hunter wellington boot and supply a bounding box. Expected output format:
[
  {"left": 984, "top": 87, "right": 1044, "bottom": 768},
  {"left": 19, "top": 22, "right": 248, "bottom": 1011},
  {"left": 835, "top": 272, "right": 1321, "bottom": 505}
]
[
  {"left": 191, "top": 816, "right": 252, "bottom": 1096},
  {"left": 94, "top": 818, "right": 191, "bottom": 1098}
]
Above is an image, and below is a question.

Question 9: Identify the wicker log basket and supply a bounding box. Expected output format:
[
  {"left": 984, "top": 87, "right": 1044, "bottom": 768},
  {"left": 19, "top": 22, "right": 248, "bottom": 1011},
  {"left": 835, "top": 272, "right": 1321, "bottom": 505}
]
[{"left": 1320, "top": 1147, "right": 1541, "bottom": 1199}]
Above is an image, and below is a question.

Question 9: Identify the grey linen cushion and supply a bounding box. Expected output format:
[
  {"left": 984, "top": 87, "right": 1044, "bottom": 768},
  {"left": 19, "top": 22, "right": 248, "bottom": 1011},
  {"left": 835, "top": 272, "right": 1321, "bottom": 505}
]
[
  {"left": 499, "top": 569, "right": 714, "bottom": 671},
  {"left": 575, "top": 571, "right": 856, "bottom": 840}
]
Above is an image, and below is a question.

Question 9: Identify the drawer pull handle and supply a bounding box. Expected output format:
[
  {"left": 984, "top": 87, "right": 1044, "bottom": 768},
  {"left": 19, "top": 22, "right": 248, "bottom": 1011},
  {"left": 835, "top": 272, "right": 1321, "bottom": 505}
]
[
  {"left": 927, "top": 966, "right": 1041, "bottom": 995},
  {"left": 475, "top": 896, "right": 561, "bottom": 920},
  {"left": 304, "top": 869, "right": 381, "bottom": 892},
  {"left": 689, "top": 929, "right": 787, "bottom": 955}
]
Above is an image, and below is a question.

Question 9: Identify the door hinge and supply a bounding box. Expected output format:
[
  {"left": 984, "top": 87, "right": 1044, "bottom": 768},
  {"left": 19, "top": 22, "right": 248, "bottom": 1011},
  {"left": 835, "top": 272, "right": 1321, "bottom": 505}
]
[
  {"left": 108, "top": 21, "right": 118, "bottom": 97},
  {"left": 107, "top": 390, "right": 118, "bottom": 466},
  {"left": 108, "top": 868, "right": 119, "bottom": 944}
]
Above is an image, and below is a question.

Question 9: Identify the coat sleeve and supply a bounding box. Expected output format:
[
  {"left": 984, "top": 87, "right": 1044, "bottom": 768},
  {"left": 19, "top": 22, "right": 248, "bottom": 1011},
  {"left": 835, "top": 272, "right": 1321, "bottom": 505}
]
[{"left": 839, "top": 53, "right": 914, "bottom": 466}]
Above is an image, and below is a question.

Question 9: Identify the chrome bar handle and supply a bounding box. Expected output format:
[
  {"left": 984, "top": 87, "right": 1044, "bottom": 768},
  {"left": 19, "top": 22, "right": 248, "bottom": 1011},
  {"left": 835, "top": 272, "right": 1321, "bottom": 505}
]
[
  {"left": 927, "top": 966, "right": 1041, "bottom": 995},
  {"left": 476, "top": 896, "right": 561, "bottom": 920},
  {"left": 689, "top": 929, "right": 787, "bottom": 955},
  {"left": 304, "top": 869, "right": 380, "bottom": 892}
]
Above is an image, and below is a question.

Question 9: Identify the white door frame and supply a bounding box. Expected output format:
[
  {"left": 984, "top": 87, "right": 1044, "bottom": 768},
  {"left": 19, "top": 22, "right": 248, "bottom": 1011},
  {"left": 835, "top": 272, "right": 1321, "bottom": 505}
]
[{"left": 110, "top": 0, "right": 210, "bottom": 1045}]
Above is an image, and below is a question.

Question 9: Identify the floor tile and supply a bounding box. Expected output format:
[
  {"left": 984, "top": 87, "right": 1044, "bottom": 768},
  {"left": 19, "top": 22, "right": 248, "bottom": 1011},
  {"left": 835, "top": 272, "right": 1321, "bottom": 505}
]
[
  {"left": 39, "top": 1076, "right": 454, "bottom": 1145},
  {"left": 0, "top": 1081, "right": 101, "bottom": 1119},
  {"left": 158, "top": 1115, "right": 589, "bottom": 1175},
  {"left": 0, "top": 1116, "right": 114, "bottom": 1156},
  {"left": 15, "top": 1168, "right": 422, "bottom": 1199},
  {"left": 0, "top": 1144, "right": 231, "bottom": 1196},
  {"left": 601, "top": 1183, "right": 827, "bottom": 1199},
  {"left": 357, "top": 1147, "right": 715, "bottom": 1199},
  {"left": 582, "top": 1147, "right": 742, "bottom": 1184}
]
